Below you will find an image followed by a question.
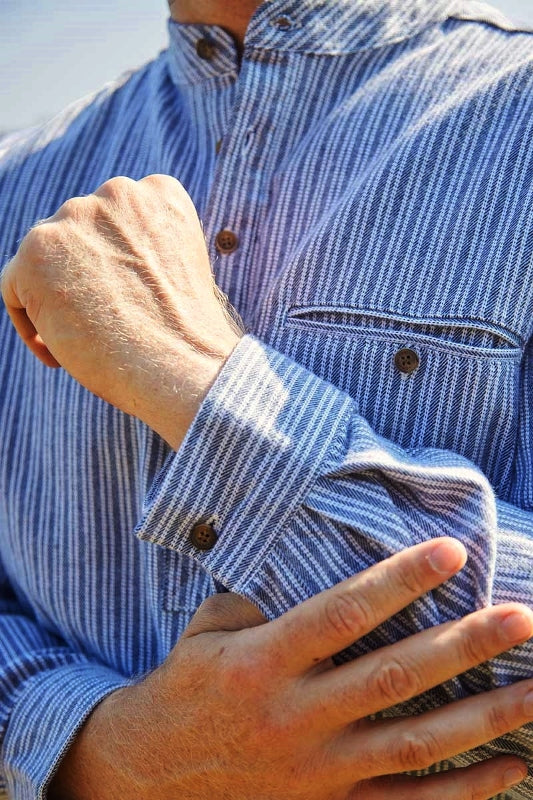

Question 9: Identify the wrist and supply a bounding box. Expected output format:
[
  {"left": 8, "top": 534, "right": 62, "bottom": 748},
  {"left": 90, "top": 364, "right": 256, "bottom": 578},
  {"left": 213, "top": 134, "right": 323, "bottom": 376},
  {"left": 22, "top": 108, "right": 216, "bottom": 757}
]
[
  {"left": 138, "top": 332, "right": 241, "bottom": 451},
  {"left": 48, "top": 686, "right": 139, "bottom": 800}
]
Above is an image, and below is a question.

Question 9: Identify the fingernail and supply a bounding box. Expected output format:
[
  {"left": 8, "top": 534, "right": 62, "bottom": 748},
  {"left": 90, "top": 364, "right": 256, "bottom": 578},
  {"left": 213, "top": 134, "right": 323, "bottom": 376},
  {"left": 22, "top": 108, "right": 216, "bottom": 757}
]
[
  {"left": 428, "top": 541, "right": 466, "bottom": 574},
  {"left": 523, "top": 689, "right": 533, "bottom": 716},
  {"left": 504, "top": 766, "right": 527, "bottom": 787},
  {"left": 501, "top": 612, "right": 533, "bottom": 643}
]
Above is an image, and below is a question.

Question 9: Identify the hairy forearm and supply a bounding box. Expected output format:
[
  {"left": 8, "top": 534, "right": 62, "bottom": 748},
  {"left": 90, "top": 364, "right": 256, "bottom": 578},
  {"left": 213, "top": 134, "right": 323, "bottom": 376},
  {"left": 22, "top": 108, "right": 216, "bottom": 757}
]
[{"left": 49, "top": 688, "right": 138, "bottom": 800}]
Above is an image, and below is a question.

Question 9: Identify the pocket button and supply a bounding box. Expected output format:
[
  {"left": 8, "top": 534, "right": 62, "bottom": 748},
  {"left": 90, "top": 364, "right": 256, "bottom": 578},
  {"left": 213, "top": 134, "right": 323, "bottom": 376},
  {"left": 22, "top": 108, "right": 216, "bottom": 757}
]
[{"left": 394, "top": 348, "right": 420, "bottom": 374}]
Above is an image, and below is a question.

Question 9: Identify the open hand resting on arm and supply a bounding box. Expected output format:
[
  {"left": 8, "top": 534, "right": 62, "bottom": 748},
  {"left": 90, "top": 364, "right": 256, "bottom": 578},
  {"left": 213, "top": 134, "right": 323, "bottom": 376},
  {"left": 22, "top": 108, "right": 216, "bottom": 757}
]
[{"left": 49, "top": 539, "right": 533, "bottom": 800}]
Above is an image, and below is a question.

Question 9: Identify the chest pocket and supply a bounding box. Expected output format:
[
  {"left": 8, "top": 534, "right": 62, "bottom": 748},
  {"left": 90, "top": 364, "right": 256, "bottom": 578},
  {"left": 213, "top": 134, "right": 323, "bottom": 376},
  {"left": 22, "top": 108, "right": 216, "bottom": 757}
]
[{"left": 275, "top": 305, "right": 521, "bottom": 496}]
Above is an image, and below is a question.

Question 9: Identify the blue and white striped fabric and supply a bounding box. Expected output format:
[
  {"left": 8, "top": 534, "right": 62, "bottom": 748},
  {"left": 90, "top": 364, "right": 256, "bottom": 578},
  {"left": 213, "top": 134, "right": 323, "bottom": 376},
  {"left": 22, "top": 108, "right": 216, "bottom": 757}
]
[{"left": 0, "top": 0, "right": 533, "bottom": 796}]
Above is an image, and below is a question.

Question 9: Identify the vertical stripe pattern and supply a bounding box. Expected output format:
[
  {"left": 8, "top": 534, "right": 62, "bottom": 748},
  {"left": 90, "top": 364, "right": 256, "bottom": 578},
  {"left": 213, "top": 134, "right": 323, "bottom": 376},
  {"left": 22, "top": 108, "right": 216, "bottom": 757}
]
[{"left": 0, "top": 1, "right": 532, "bottom": 797}]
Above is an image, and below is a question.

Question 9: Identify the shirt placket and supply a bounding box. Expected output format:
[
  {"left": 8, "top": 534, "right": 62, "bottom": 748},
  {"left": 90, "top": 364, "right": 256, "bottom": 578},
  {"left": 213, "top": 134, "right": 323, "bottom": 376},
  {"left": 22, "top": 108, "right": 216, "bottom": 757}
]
[{"left": 202, "top": 34, "right": 298, "bottom": 324}]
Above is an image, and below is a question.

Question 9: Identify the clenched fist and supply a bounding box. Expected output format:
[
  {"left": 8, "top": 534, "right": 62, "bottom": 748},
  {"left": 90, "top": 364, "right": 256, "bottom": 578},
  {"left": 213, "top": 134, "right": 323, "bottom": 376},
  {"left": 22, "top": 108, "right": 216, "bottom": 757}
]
[{"left": 1, "top": 175, "right": 242, "bottom": 449}]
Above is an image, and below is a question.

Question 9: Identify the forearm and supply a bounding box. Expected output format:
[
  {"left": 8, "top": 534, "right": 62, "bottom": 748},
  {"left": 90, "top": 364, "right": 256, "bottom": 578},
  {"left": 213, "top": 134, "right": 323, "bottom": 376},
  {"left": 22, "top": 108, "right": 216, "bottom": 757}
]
[{"left": 48, "top": 687, "right": 138, "bottom": 800}]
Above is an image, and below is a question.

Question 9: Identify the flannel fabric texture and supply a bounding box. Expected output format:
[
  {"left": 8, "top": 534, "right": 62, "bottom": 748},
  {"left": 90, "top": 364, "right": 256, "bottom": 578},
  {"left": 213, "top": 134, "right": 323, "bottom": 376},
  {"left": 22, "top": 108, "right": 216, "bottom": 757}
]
[{"left": 0, "top": 0, "right": 532, "bottom": 796}]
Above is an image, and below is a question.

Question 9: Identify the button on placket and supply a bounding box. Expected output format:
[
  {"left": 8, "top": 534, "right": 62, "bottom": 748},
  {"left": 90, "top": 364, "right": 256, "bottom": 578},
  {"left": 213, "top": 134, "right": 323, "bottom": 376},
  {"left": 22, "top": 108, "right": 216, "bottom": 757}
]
[
  {"left": 203, "top": 33, "right": 289, "bottom": 306},
  {"left": 215, "top": 229, "right": 239, "bottom": 254}
]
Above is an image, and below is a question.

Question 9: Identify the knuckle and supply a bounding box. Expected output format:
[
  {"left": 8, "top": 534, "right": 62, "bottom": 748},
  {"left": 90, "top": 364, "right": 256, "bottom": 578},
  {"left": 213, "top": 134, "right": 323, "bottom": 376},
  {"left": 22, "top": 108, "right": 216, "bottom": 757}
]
[
  {"left": 484, "top": 703, "right": 511, "bottom": 739},
  {"left": 142, "top": 173, "right": 177, "bottom": 190},
  {"left": 56, "top": 196, "right": 87, "bottom": 221},
  {"left": 371, "top": 656, "right": 423, "bottom": 706},
  {"left": 97, "top": 175, "right": 136, "bottom": 201},
  {"left": 460, "top": 629, "right": 487, "bottom": 666},
  {"left": 391, "top": 728, "right": 442, "bottom": 772},
  {"left": 219, "top": 649, "right": 267, "bottom": 693},
  {"left": 469, "top": 785, "right": 489, "bottom": 800},
  {"left": 0, "top": 257, "right": 13, "bottom": 288},
  {"left": 22, "top": 223, "right": 58, "bottom": 259},
  {"left": 392, "top": 562, "right": 426, "bottom": 597},
  {"left": 323, "top": 591, "right": 374, "bottom": 640},
  {"left": 142, "top": 174, "right": 192, "bottom": 209}
]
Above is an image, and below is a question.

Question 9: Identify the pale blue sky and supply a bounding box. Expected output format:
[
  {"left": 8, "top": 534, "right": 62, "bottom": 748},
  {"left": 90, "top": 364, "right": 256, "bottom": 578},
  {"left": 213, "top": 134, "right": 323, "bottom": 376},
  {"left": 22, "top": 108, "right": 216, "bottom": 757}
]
[{"left": 1, "top": 0, "right": 532, "bottom": 132}]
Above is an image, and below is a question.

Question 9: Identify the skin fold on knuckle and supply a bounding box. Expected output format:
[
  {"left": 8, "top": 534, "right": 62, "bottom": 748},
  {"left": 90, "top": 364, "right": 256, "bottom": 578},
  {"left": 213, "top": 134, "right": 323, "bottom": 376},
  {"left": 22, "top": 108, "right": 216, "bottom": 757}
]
[
  {"left": 459, "top": 626, "right": 490, "bottom": 667},
  {"left": 323, "top": 590, "right": 375, "bottom": 641},
  {"left": 388, "top": 728, "right": 443, "bottom": 773},
  {"left": 386, "top": 557, "right": 427, "bottom": 598},
  {"left": 483, "top": 702, "right": 513, "bottom": 740},
  {"left": 369, "top": 656, "right": 424, "bottom": 708}
]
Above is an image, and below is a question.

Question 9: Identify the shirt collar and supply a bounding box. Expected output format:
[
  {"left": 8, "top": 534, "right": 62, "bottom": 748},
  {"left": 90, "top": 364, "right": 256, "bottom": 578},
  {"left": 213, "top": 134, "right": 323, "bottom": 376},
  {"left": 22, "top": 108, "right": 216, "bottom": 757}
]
[{"left": 166, "top": 0, "right": 460, "bottom": 86}]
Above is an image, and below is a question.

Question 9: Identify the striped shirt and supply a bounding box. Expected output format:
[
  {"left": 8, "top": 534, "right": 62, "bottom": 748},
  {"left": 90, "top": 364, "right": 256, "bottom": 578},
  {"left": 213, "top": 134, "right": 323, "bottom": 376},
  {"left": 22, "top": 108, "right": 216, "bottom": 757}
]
[{"left": 0, "top": 0, "right": 532, "bottom": 796}]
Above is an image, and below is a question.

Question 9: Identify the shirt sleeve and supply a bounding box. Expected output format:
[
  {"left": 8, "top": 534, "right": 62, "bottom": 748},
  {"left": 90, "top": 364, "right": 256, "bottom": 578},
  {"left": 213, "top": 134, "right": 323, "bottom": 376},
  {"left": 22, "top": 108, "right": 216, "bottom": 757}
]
[
  {"left": 135, "top": 333, "right": 521, "bottom": 614},
  {"left": 0, "top": 563, "right": 130, "bottom": 800},
  {"left": 135, "top": 333, "right": 533, "bottom": 654},
  {"left": 134, "top": 333, "right": 533, "bottom": 790}
]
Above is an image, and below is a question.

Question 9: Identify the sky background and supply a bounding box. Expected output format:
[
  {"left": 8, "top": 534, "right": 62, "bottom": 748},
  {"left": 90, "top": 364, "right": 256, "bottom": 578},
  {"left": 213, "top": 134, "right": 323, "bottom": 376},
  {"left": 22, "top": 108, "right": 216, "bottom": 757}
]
[{"left": 1, "top": 0, "right": 532, "bottom": 132}]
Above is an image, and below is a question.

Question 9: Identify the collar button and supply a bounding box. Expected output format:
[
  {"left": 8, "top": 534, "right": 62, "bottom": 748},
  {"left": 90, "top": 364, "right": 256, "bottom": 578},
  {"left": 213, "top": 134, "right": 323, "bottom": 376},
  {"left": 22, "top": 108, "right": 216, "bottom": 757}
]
[
  {"left": 271, "top": 15, "right": 293, "bottom": 31},
  {"left": 196, "top": 38, "right": 215, "bottom": 60}
]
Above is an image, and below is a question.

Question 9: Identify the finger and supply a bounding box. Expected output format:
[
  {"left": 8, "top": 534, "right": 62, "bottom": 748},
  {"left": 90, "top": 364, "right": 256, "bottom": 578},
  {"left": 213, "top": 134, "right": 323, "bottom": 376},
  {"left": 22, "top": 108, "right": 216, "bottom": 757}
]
[
  {"left": 352, "top": 757, "right": 528, "bottom": 800},
  {"left": 265, "top": 538, "right": 467, "bottom": 674},
  {"left": 340, "top": 679, "right": 533, "bottom": 781},
  {"left": 1, "top": 259, "right": 60, "bottom": 367},
  {"left": 92, "top": 175, "right": 138, "bottom": 201},
  {"left": 4, "top": 306, "right": 60, "bottom": 367},
  {"left": 305, "top": 602, "right": 533, "bottom": 724}
]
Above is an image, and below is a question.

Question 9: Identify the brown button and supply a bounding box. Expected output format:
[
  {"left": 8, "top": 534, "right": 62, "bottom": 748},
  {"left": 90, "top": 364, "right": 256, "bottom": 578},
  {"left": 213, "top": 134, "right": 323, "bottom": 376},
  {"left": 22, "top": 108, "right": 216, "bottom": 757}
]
[
  {"left": 190, "top": 523, "right": 218, "bottom": 551},
  {"left": 215, "top": 138, "right": 223, "bottom": 155},
  {"left": 215, "top": 229, "right": 239, "bottom": 254},
  {"left": 394, "top": 348, "right": 420, "bottom": 375},
  {"left": 196, "top": 38, "right": 215, "bottom": 60},
  {"left": 271, "top": 15, "right": 293, "bottom": 30}
]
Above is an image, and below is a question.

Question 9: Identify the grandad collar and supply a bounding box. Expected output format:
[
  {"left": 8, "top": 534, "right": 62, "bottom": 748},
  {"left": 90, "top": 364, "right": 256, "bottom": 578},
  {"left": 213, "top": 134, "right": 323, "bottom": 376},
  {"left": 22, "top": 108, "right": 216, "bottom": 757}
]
[{"left": 166, "top": 0, "right": 461, "bottom": 86}]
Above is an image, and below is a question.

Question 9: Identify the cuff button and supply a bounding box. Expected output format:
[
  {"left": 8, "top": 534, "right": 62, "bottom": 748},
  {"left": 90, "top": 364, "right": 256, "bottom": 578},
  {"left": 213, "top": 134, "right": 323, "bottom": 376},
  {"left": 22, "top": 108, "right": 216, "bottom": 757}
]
[{"left": 190, "top": 523, "right": 218, "bottom": 551}]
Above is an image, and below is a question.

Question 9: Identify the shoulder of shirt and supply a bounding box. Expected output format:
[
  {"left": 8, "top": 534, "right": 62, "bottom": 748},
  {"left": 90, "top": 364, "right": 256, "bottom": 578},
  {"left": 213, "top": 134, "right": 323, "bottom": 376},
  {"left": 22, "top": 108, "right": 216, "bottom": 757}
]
[
  {"left": 441, "top": 2, "right": 533, "bottom": 101},
  {"left": 448, "top": 1, "right": 533, "bottom": 38},
  {"left": 0, "top": 52, "right": 167, "bottom": 173}
]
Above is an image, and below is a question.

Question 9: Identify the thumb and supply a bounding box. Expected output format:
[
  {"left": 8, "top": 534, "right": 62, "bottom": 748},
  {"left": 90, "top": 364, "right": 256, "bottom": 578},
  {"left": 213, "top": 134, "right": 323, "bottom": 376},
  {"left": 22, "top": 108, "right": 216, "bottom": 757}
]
[{"left": 183, "top": 592, "right": 268, "bottom": 638}]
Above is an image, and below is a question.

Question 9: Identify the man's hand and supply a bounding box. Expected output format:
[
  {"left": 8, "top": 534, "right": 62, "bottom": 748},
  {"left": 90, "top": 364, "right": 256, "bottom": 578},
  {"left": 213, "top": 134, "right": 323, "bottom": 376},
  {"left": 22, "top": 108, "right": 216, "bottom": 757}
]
[
  {"left": 0, "top": 175, "right": 242, "bottom": 449},
  {"left": 50, "top": 538, "right": 533, "bottom": 800}
]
